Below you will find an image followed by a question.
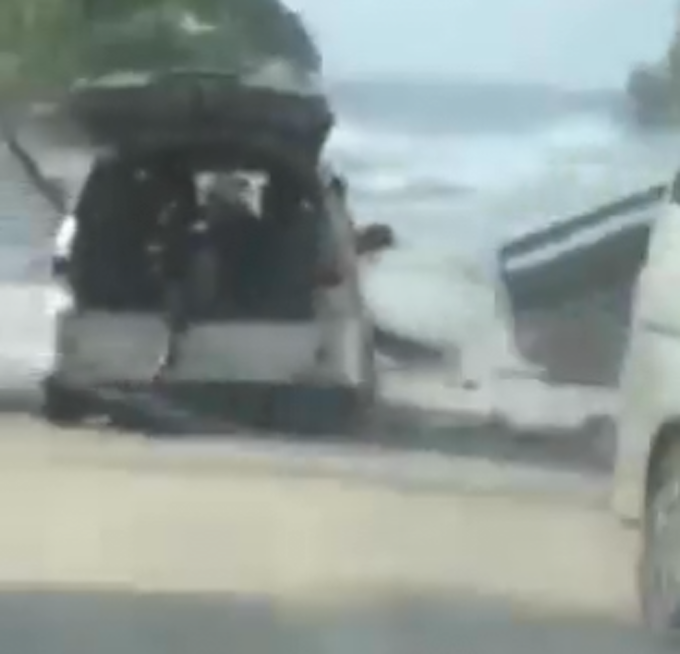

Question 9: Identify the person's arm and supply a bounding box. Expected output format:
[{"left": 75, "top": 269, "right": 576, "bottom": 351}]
[{"left": 355, "top": 223, "right": 396, "bottom": 255}]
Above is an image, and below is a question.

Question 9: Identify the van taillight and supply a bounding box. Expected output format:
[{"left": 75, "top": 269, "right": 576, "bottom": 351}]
[{"left": 316, "top": 263, "right": 345, "bottom": 287}]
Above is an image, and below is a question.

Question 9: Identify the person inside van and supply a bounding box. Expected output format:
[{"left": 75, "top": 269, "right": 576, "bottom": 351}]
[
  {"left": 251, "top": 174, "right": 319, "bottom": 320},
  {"left": 193, "top": 173, "right": 259, "bottom": 318}
]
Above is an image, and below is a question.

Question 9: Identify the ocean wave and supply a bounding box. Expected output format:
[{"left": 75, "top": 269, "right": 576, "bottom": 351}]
[
  {"left": 362, "top": 247, "right": 525, "bottom": 380},
  {"left": 348, "top": 169, "right": 471, "bottom": 199},
  {"left": 327, "top": 109, "right": 630, "bottom": 202},
  {"left": 539, "top": 111, "right": 623, "bottom": 153}
]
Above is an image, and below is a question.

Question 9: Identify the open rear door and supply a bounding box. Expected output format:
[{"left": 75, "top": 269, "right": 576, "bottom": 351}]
[{"left": 500, "top": 185, "right": 666, "bottom": 385}]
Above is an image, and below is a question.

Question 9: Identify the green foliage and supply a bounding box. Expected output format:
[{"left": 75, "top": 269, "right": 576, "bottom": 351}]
[
  {"left": 0, "top": 0, "right": 83, "bottom": 99},
  {"left": 0, "top": 0, "right": 320, "bottom": 103},
  {"left": 627, "top": 64, "right": 673, "bottom": 126}
]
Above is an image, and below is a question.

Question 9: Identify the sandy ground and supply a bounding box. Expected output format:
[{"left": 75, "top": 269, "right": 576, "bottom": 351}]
[{"left": 0, "top": 414, "right": 662, "bottom": 654}]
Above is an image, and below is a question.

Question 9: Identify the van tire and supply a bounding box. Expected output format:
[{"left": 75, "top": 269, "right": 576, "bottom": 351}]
[
  {"left": 339, "top": 340, "right": 377, "bottom": 436},
  {"left": 640, "top": 441, "right": 680, "bottom": 633},
  {"left": 42, "top": 378, "right": 88, "bottom": 426},
  {"left": 271, "top": 343, "right": 376, "bottom": 436},
  {"left": 272, "top": 386, "right": 366, "bottom": 437}
]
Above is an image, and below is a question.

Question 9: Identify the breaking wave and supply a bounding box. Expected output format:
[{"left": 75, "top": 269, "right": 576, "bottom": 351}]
[{"left": 327, "top": 109, "right": 627, "bottom": 202}]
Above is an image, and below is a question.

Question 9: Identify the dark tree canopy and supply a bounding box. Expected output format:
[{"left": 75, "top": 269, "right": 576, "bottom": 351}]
[
  {"left": 0, "top": 0, "right": 321, "bottom": 103},
  {"left": 627, "top": 19, "right": 680, "bottom": 126}
]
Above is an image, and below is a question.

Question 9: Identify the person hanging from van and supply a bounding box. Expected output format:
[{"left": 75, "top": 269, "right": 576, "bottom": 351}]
[
  {"left": 151, "top": 155, "right": 201, "bottom": 383},
  {"left": 171, "top": 172, "right": 258, "bottom": 321},
  {"left": 152, "top": 167, "right": 259, "bottom": 380}
]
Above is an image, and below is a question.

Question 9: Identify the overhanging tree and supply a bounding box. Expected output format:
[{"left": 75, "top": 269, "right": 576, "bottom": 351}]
[{"left": 0, "top": 0, "right": 321, "bottom": 104}]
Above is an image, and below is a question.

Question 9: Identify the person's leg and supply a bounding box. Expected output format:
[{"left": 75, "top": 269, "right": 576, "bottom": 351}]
[{"left": 153, "top": 281, "right": 190, "bottom": 383}]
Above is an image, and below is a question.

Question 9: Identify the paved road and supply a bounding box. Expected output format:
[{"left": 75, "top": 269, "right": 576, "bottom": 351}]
[
  {"left": 0, "top": 418, "right": 666, "bottom": 654},
  {"left": 0, "top": 587, "right": 659, "bottom": 654}
]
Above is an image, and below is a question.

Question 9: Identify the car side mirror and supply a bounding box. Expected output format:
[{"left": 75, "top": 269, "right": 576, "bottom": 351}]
[{"left": 356, "top": 223, "right": 396, "bottom": 255}]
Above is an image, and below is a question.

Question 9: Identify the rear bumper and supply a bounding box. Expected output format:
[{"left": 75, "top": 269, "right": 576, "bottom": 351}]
[{"left": 51, "top": 312, "right": 369, "bottom": 387}]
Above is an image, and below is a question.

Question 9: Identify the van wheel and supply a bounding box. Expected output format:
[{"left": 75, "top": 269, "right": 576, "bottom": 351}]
[
  {"left": 640, "top": 441, "right": 680, "bottom": 633},
  {"left": 333, "top": 387, "right": 373, "bottom": 436},
  {"left": 275, "top": 345, "right": 377, "bottom": 437},
  {"left": 329, "top": 343, "right": 377, "bottom": 436},
  {"left": 42, "top": 379, "right": 88, "bottom": 426},
  {"left": 274, "top": 386, "right": 373, "bottom": 437}
]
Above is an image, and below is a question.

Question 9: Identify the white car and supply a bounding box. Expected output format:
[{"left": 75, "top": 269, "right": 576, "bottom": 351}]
[
  {"left": 43, "top": 154, "right": 378, "bottom": 435},
  {"left": 612, "top": 172, "right": 680, "bottom": 632}
]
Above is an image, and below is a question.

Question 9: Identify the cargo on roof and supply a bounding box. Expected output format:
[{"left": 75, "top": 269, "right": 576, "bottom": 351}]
[
  {"left": 0, "top": 0, "right": 323, "bottom": 123},
  {"left": 63, "top": 60, "right": 334, "bottom": 173}
]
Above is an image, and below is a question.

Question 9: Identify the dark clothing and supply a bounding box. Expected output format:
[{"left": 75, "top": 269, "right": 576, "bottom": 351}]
[
  {"left": 155, "top": 166, "right": 199, "bottom": 285},
  {"left": 152, "top": 281, "right": 192, "bottom": 382},
  {"left": 152, "top": 163, "right": 199, "bottom": 380},
  {"left": 249, "top": 200, "right": 321, "bottom": 320},
  {"left": 70, "top": 156, "right": 161, "bottom": 309}
]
